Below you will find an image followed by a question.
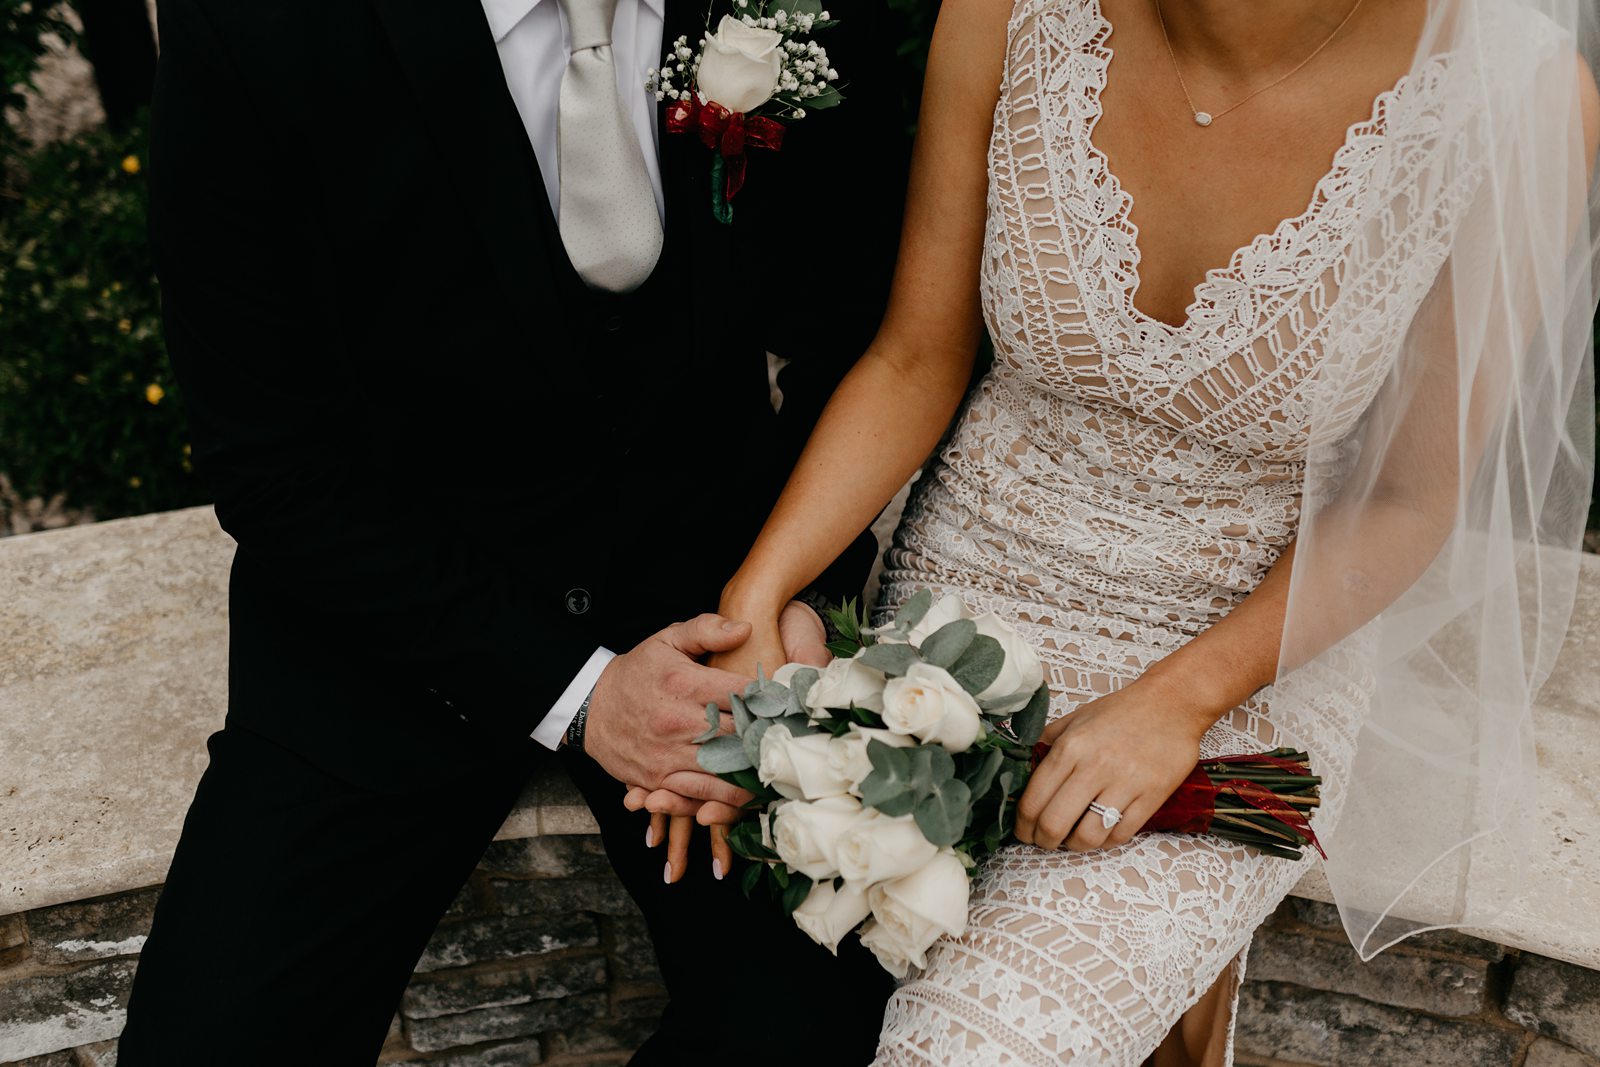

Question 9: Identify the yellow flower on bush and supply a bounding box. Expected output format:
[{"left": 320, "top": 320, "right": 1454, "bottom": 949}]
[
  {"left": 117, "top": 318, "right": 133, "bottom": 334},
  {"left": 145, "top": 383, "right": 165, "bottom": 405},
  {"left": 128, "top": 476, "right": 143, "bottom": 489},
  {"left": 121, "top": 155, "right": 141, "bottom": 175}
]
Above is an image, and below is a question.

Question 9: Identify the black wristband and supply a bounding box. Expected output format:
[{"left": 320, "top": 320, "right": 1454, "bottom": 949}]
[
  {"left": 796, "top": 588, "right": 844, "bottom": 645},
  {"left": 564, "top": 686, "right": 594, "bottom": 753}
]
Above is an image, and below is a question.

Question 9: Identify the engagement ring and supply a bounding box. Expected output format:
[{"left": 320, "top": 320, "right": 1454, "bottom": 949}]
[{"left": 1088, "top": 802, "right": 1123, "bottom": 830}]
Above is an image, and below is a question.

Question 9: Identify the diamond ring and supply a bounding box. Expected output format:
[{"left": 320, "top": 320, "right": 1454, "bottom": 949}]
[{"left": 1088, "top": 801, "right": 1123, "bottom": 830}]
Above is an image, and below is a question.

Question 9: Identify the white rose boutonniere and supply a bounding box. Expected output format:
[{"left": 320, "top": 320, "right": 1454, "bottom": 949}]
[{"left": 647, "top": 1, "right": 843, "bottom": 222}]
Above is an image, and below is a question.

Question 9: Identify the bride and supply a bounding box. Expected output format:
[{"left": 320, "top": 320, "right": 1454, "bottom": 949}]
[{"left": 645, "top": 0, "right": 1599, "bottom": 1062}]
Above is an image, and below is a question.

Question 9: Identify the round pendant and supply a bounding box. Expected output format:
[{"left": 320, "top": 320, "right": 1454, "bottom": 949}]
[{"left": 1194, "top": 111, "right": 1214, "bottom": 127}]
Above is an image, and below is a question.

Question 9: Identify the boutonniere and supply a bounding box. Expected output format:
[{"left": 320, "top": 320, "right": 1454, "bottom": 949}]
[{"left": 647, "top": 1, "right": 842, "bottom": 224}]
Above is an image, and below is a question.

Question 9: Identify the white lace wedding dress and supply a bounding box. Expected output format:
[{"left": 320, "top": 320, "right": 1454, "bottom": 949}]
[{"left": 869, "top": 0, "right": 1500, "bottom": 1061}]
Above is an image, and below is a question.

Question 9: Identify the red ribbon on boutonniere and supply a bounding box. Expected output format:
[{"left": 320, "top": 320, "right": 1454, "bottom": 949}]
[{"left": 666, "top": 95, "right": 786, "bottom": 208}]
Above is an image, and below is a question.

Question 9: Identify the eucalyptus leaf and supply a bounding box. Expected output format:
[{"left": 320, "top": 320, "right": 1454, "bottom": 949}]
[
  {"left": 1008, "top": 685, "right": 1050, "bottom": 748},
  {"left": 919, "top": 618, "right": 977, "bottom": 669},
  {"left": 893, "top": 588, "right": 933, "bottom": 631},
  {"left": 697, "top": 734, "right": 753, "bottom": 774},
  {"left": 914, "top": 778, "right": 973, "bottom": 847},
  {"left": 859, "top": 641, "right": 922, "bottom": 677},
  {"left": 741, "top": 716, "right": 772, "bottom": 766},
  {"left": 745, "top": 679, "right": 792, "bottom": 719},
  {"left": 692, "top": 701, "right": 722, "bottom": 744},
  {"left": 731, "top": 693, "right": 754, "bottom": 734},
  {"left": 858, "top": 741, "right": 919, "bottom": 816},
  {"left": 995, "top": 769, "right": 1016, "bottom": 832},
  {"left": 775, "top": 713, "right": 819, "bottom": 737},
  {"left": 963, "top": 746, "right": 1004, "bottom": 799},
  {"left": 788, "top": 667, "right": 820, "bottom": 710},
  {"left": 950, "top": 634, "right": 1004, "bottom": 694},
  {"left": 980, "top": 688, "right": 1038, "bottom": 716}
]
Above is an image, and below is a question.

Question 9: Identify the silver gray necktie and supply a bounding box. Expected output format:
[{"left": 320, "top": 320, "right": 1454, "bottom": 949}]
[{"left": 556, "top": 0, "right": 663, "bottom": 292}]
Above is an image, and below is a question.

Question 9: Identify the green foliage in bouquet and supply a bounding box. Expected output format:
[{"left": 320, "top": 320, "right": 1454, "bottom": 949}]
[
  {"left": 696, "top": 589, "right": 1048, "bottom": 915},
  {"left": 0, "top": 116, "right": 205, "bottom": 522}
]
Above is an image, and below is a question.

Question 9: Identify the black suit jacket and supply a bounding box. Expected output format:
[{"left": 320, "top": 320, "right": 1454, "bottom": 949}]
[{"left": 150, "top": 0, "right": 905, "bottom": 776}]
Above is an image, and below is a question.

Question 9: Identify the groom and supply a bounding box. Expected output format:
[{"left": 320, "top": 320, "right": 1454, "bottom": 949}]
[{"left": 118, "top": 0, "right": 904, "bottom": 1062}]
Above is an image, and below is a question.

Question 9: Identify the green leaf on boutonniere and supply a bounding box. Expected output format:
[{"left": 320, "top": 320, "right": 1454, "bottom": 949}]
[
  {"left": 698, "top": 734, "right": 753, "bottom": 773},
  {"left": 949, "top": 634, "right": 1004, "bottom": 694},
  {"left": 859, "top": 641, "right": 922, "bottom": 677},
  {"left": 770, "top": 0, "right": 825, "bottom": 17},
  {"left": 801, "top": 86, "right": 843, "bottom": 111},
  {"left": 919, "top": 618, "right": 977, "bottom": 669}
]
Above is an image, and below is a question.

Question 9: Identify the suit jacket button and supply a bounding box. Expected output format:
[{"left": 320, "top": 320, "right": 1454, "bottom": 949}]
[
  {"left": 605, "top": 314, "right": 625, "bottom": 332},
  {"left": 565, "top": 588, "right": 592, "bottom": 615}
]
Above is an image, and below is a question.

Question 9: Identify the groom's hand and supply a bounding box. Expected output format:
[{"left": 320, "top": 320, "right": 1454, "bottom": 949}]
[
  {"left": 582, "top": 614, "right": 755, "bottom": 808},
  {"left": 637, "top": 600, "right": 835, "bottom": 884}
]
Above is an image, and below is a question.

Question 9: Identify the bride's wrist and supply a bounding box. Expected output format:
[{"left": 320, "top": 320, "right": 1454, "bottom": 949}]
[
  {"left": 719, "top": 573, "right": 791, "bottom": 623},
  {"left": 1133, "top": 661, "right": 1244, "bottom": 739}
]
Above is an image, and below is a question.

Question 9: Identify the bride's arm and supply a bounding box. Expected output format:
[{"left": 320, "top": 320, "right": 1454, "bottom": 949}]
[{"left": 715, "top": 0, "right": 1010, "bottom": 667}]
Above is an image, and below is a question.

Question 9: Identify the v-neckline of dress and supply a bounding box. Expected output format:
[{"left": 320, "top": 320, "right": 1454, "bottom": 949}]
[{"left": 1077, "top": 0, "right": 1431, "bottom": 338}]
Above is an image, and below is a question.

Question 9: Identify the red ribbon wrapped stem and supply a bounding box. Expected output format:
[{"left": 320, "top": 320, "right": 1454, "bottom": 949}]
[{"left": 666, "top": 95, "right": 785, "bottom": 201}]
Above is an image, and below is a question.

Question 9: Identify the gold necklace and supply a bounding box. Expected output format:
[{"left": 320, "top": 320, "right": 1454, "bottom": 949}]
[{"left": 1153, "top": 0, "right": 1366, "bottom": 127}]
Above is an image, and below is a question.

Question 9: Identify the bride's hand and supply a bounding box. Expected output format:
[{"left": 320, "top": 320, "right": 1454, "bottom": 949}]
[
  {"left": 638, "top": 600, "right": 832, "bottom": 883},
  {"left": 1013, "top": 676, "right": 1210, "bottom": 852}
]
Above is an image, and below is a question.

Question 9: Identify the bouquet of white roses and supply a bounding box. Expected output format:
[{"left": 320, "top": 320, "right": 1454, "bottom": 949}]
[
  {"left": 692, "top": 590, "right": 1051, "bottom": 976},
  {"left": 696, "top": 589, "right": 1328, "bottom": 975}
]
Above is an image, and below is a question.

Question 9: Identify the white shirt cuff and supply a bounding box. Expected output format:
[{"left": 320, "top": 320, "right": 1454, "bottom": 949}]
[{"left": 531, "top": 646, "right": 615, "bottom": 750}]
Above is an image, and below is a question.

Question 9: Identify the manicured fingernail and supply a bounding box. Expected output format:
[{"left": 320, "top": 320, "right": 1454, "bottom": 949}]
[
  {"left": 712, "top": 859, "right": 724, "bottom": 881},
  {"left": 721, "top": 619, "right": 742, "bottom": 631},
  {"left": 644, "top": 826, "right": 655, "bottom": 848},
  {"left": 663, "top": 862, "right": 673, "bottom": 884}
]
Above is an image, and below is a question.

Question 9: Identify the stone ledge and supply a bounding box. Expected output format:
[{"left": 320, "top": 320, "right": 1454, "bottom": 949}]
[{"left": 3, "top": 505, "right": 1598, "bottom": 972}]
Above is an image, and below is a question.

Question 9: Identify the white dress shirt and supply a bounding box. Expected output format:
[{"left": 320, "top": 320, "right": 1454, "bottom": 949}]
[{"left": 481, "top": 0, "right": 665, "bottom": 747}]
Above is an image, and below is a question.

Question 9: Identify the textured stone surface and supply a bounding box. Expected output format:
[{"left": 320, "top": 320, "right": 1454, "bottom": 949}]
[
  {"left": 0, "top": 959, "right": 136, "bottom": 1062},
  {"left": 1508, "top": 954, "right": 1600, "bottom": 1059},
  {"left": 1525, "top": 1038, "right": 1600, "bottom": 1067},
  {"left": 422, "top": 1039, "right": 543, "bottom": 1067},
  {"left": 415, "top": 914, "right": 599, "bottom": 975},
  {"left": 23, "top": 889, "right": 157, "bottom": 965},
  {"left": 609, "top": 914, "right": 663, "bottom": 983},
  {"left": 402, "top": 956, "right": 607, "bottom": 1020},
  {"left": 546, "top": 1013, "right": 661, "bottom": 1058},
  {"left": 1235, "top": 980, "right": 1524, "bottom": 1066},
  {"left": 493, "top": 878, "right": 642, "bottom": 919},
  {"left": 75, "top": 1039, "right": 119, "bottom": 1066},
  {"left": 404, "top": 991, "right": 606, "bottom": 1054},
  {"left": 479, "top": 835, "right": 613, "bottom": 879},
  {"left": 1247, "top": 925, "right": 1490, "bottom": 1016}
]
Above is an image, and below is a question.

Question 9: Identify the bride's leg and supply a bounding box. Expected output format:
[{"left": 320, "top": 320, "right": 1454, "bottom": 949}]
[
  {"left": 1147, "top": 953, "right": 1237, "bottom": 1067},
  {"left": 873, "top": 835, "right": 1308, "bottom": 1066}
]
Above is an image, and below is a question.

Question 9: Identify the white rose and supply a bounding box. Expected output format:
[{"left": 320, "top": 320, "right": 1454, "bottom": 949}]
[
  {"left": 792, "top": 879, "right": 872, "bottom": 955},
  {"left": 878, "top": 593, "right": 973, "bottom": 646},
  {"left": 803, "top": 656, "right": 887, "bottom": 714},
  {"left": 759, "top": 723, "right": 853, "bottom": 800},
  {"left": 864, "top": 850, "right": 971, "bottom": 973},
  {"left": 857, "top": 917, "right": 918, "bottom": 979},
  {"left": 836, "top": 809, "right": 938, "bottom": 888},
  {"left": 771, "top": 662, "right": 808, "bottom": 688},
  {"left": 970, "top": 613, "right": 1046, "bottom": 714},
  {"left": 771, "top": 795, "right": 863, "bottom": 881},
  {"left": 880, "top": 663, "right": 984, "bottom": 752},
  {"left": 828, "top": 727, "right": 915, "bottom": 795},
  {"left": 696, "top": 16, "right": 783, "bottom": 114}
]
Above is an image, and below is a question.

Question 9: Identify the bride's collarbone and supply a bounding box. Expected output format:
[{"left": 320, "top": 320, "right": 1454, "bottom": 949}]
[{"left": 1087, "top": 0, "right": 1426, "bottom": 327}]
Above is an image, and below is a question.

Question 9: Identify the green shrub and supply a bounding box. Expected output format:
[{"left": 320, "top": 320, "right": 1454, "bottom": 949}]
[{"left": 0, "top": 115, "right": 204, "bottom": 521}]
